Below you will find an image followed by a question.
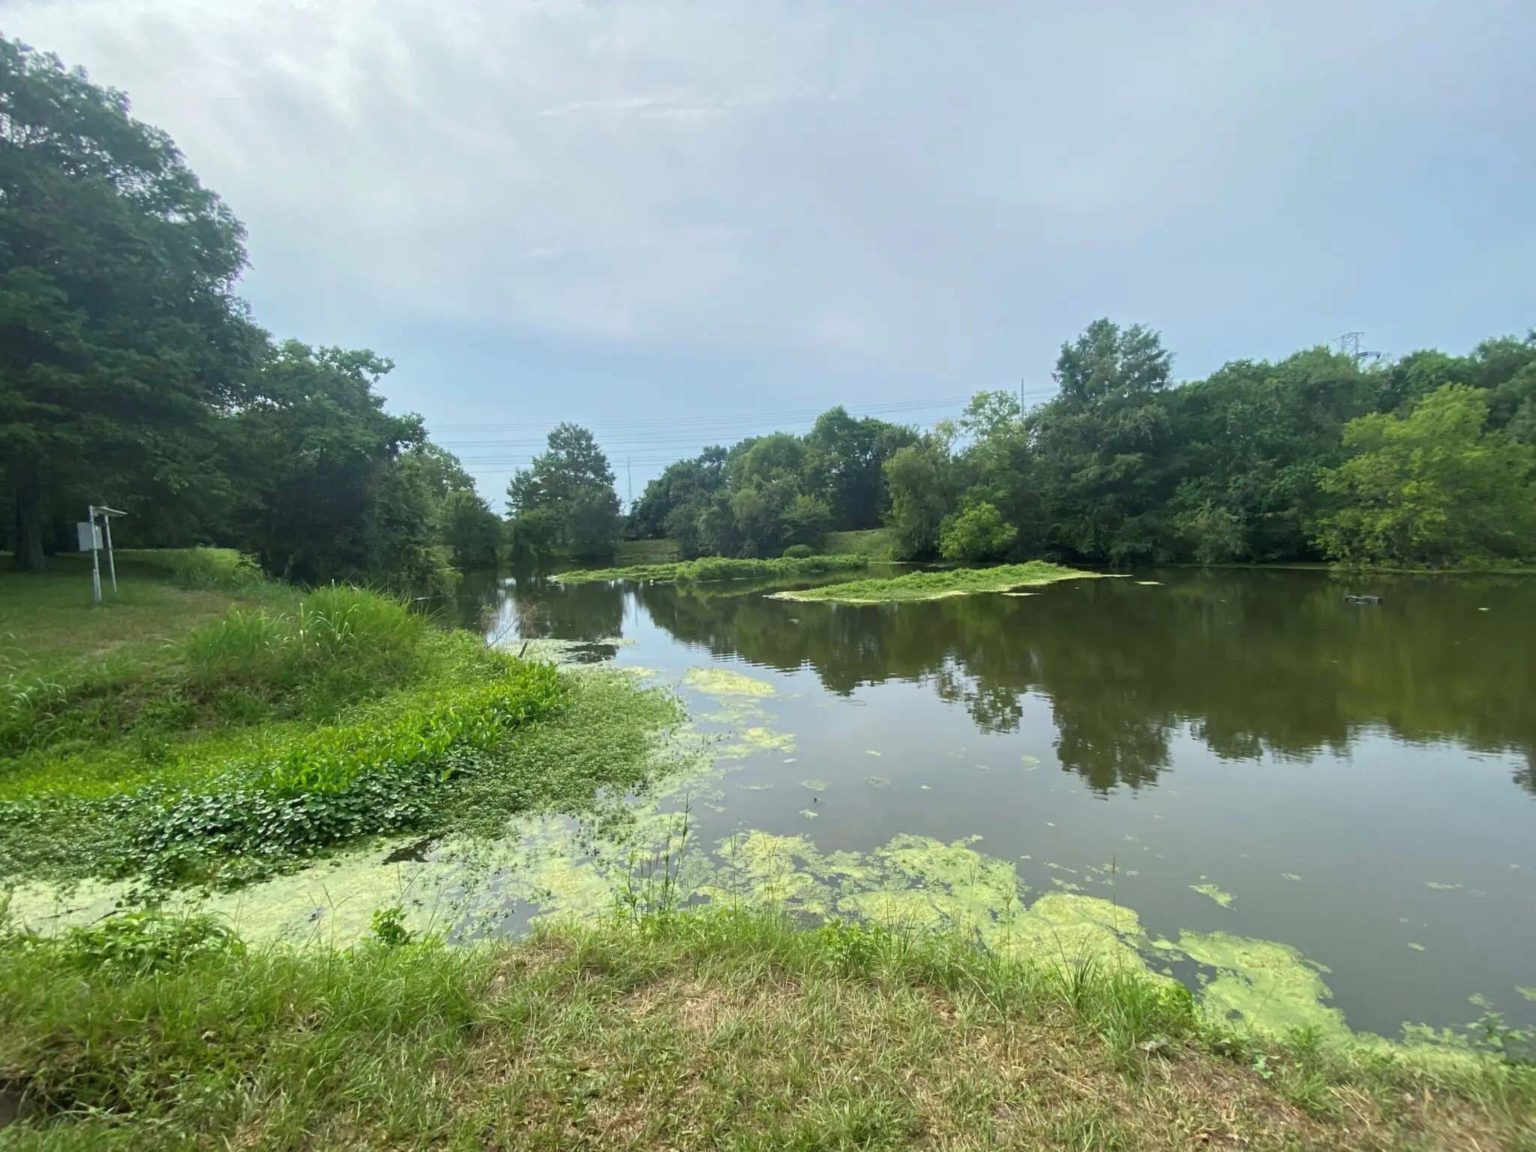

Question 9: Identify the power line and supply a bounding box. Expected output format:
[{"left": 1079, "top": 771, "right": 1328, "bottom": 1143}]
[
  {"left": 430, "top": 391, "right": 1061, "bottom": 451},
  {"left": 426, "top": 392, "right": 1057, "bottom": 437},
  {"left": 427, "top": 395, "right": 974, "bottom": 431}
]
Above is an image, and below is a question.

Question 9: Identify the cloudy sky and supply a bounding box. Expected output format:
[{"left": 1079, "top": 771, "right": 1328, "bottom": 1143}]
[{"left": 6, "top": 0, "right": 1533, "bottom": 502}]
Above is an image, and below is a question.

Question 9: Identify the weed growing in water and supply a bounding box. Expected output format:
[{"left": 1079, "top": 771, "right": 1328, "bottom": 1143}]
[{"left": 768, "top": 561, "right": 1099, "bottom": 603}]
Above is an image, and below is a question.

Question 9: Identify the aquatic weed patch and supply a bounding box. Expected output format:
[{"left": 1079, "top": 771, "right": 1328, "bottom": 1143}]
[{"left": 768, "top": 561, "right": 1100, "bottom": 603}]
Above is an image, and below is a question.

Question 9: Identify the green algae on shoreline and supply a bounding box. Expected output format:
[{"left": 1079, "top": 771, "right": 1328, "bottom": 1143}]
[{"left": 767, "top": 561, "right": 1101, "bottom": 603}]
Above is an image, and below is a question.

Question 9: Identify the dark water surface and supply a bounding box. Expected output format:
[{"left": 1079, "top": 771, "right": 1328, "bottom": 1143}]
[{"left": 455, "top": 567, "right": 1536, "bottom": 1038}]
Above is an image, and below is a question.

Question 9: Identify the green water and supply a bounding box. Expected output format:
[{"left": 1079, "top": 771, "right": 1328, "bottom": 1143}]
[{"left": 455, "top": 566, "right": 1536, "bottom": 1041}]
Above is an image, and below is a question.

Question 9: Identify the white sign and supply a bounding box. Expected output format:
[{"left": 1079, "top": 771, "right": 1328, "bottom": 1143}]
[{"left": 77, "top": 521, "right": 103, "bottom": 551}]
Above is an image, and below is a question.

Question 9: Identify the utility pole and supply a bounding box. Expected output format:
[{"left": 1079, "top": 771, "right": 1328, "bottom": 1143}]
[{"left": 626, "top": 457, "right": 633, "bottom": 509}]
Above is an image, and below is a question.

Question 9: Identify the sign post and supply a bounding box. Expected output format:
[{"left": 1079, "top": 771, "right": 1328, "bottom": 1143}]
[
  {"left": 83, "top": 506, "right": 127, "bottom": 604},
  {"left": 87, "top": 507, "right": 102, "bottom": 605}
]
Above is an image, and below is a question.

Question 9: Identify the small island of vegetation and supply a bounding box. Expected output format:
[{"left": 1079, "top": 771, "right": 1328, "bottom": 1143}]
[{"left": 769, "top": 560, "right": 1099, "bottom": 603}]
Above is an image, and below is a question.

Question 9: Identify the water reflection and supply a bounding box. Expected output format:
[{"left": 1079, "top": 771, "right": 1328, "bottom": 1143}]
[
  {"left": 635, "top": 569, "right": 1536, "bottom": 797},
  {"left": 442, "top": 565, "right": 1535, "bottom": 1039},
  {"left": 454, "top": 570, "right": 627, "bottom": 645}
]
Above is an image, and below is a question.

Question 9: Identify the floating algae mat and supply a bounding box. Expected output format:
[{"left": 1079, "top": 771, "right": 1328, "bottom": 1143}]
[
  {"left": 2, "top": 815, "right": 1483, "bottom": 1056},
  {"left": 768, "top": 561, "right": 1100, "bottom": 603},
  {"left": 685, "top": 667, "right": 778, "bottom": 697}
]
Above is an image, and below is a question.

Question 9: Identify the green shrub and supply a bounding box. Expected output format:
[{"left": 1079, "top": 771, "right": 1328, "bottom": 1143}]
[
  {"left": 782, "top": 544, "right": 815, "bottom": 559},
  {"left": 939, "top": 502, "right": 1018, "bottom": 563}
]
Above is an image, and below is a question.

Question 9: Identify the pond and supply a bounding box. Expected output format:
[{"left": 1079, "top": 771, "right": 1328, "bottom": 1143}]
[{"left": 452, "top": 565, "right": 1536, "bottom": 1042}]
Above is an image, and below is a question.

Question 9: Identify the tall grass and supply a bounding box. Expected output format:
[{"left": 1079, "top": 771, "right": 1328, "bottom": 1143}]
[
  {"left": 0, "top": 582, "right": 678, "bottom": 887},
  {"left": 180, "top": 585, "right": 430, "bottom": 713},
  {"left": 2, "top": 906, "right": 1527, "bottom": 1150},
  {"left": 155, "top": 548, "right": 269, "bottom": 591}
]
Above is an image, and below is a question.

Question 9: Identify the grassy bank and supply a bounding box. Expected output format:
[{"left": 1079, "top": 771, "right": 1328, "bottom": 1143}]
[
  {"left": 0, "top": 556, "right": 681, "bottom": 890},
  {"left": 771, "top": 560, "right": 1101, "bottom": 603},
  {"left": 2, "top": 907, "right": 1529, "bottom": 1150},
  {"left": 554, "top": 553, "right": 868, "bottom": 585},
  {"left": 0, "top": 550, "right": 274, "bottom": 676},
  {"left": 821, "top": 526, "right": 898, "bottom": 559}
]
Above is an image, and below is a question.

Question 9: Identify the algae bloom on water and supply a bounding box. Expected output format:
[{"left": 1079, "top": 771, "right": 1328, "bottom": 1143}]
[
  {"left": 767, "top": 561, "right": 1099, "bottom": 604},
  {"left": 684, "top": 667, "right": 777, "bottom": 698}
]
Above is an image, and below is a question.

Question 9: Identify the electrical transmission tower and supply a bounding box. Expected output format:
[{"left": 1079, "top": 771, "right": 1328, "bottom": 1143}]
[{"left": 1336, "top": 331, "right": 1381, "bottom": 367}]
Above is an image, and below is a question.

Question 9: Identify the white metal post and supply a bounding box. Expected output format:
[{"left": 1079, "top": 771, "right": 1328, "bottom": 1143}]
[
  {"left": 88, "top": 505, "right": 102, "bottom": 605},
  {"left": 103, "top": 512, "right": 118, "bottom": 593}
]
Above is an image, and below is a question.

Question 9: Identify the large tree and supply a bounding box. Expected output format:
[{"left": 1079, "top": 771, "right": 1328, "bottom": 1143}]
[
  {"left": 229, "top": 341, "right": 435, "bottom": 587},
  {"left": 1028, "top": 319, "right": 1177, "bottom": 563},
  {"left": 0, "top": 38, "right": 255, "bottom": 569},
  {"left": 506, "top": 424, "right": 621, "bottom": 562},
  {"left": 1314, "top": 384, "right": 1536, "bottom": 566},
  {"left": 882, "top": 436, "right": 953, "bottom": 559}
]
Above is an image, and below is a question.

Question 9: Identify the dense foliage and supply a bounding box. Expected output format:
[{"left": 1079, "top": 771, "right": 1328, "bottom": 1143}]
[
  {"left": 627, "top": 408, "right": 917, "bottom": 559},
  {"left": 0, "top": 39, "right": 494, "bottom": 588},
  {"left": 624, "top": 319, "right": 1536, "bottom": 569}
]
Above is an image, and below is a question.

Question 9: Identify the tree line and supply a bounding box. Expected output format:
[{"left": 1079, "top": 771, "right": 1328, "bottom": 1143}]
[
  {"left": 7, "top": 37, "right": 1533, "bottom": 581},
  {"left": 618, "top": 321, "right": 1536, "bottom": 568},
  {"left": 1, "top": 39, "right": 502, "bottom": 588}
]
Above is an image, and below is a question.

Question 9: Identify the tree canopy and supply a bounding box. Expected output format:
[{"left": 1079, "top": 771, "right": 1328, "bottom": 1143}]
[
  {"left": 5, "top": 35, "right": 1530, "bottom": 581},
  {"left": 506, "top": 424, "right": 622, "bottom": 563},
  {"left": 623, "top": 320, "right": 1536, "bottom": 570},
  {"left": 0, "top": 38, "right": 496, "bottom": 589},
  {"left": 626, "top": 409, "right": 915, "bottom": 559}
]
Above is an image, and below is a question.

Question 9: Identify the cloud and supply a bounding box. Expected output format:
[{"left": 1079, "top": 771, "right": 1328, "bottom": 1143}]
[{"left": 5, "top": 0, "right": 1534, "bottom": 496}]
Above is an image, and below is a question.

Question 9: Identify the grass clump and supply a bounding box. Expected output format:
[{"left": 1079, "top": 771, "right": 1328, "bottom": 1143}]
[
  {"left": 129, "top": 547, "right": 270, "bottom": 591},
  {"left": 0, "top": 565, "right": 702, "bottom": 890},
  {"left": 555, "top": 553, "right": 868, "bottom": 585},
  {"left": 1, "top": 907, "right": 1527, "bottom": 1150},
  {"left": 770, "top": 560, "right": 1099, "bottom": 603}
]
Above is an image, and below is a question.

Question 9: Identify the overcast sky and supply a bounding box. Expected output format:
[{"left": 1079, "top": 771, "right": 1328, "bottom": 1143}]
[{"left": 6, "top": 0, "right": 1533, "bottom": 503}]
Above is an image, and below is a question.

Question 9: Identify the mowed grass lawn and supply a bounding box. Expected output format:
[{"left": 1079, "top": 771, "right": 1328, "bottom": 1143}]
[{"left": 0, "top": 553, "right": 262, "bottom": 673}]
